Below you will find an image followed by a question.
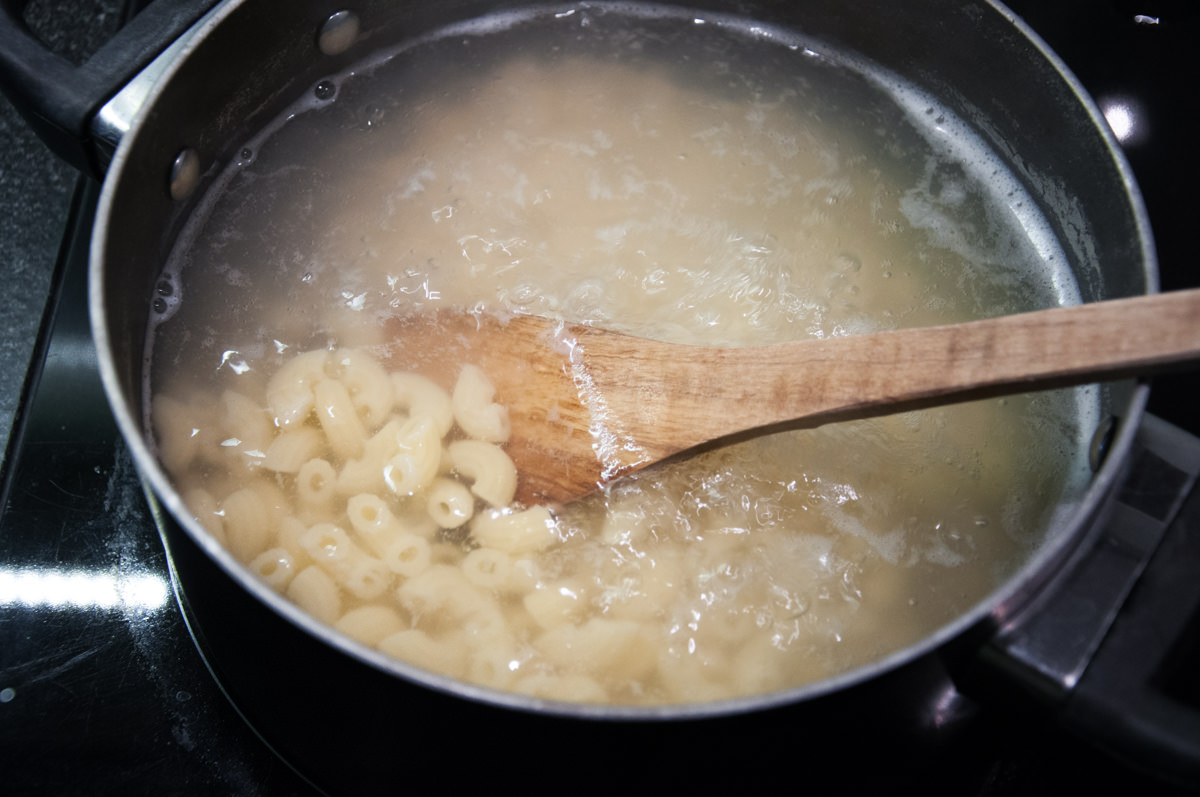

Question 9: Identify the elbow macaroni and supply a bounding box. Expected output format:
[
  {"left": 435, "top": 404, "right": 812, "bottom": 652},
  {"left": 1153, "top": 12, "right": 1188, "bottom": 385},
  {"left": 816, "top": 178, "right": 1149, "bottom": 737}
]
[
  {"left": 153, "top": 345, "right": 849, "bottom": 706},
  {"left": 451, "top": 364, "right": 510, "bottom": 443},
  {"left": 447, "top": 439, "right": 517, "bottom": 507}
]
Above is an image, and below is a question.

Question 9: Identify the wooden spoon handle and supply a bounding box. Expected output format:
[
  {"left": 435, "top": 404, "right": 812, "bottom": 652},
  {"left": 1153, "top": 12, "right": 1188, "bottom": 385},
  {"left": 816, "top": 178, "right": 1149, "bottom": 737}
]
[
  {"left": 595, "top": 289, "right": 1200, "bottom": 457},
  {"left": 787, "top": 287, "right": 1200, "bottom": 408}
]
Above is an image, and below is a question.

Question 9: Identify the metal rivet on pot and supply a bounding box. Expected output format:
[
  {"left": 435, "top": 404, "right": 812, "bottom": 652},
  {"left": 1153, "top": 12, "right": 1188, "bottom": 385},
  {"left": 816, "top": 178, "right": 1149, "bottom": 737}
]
[
  {"left": 318, "top": 10, "right": 360, "bottom": 56},
  {"left": 1089, "top": 415, "right": 1118, "bottom": 472},
  {"left": 169, "top": 148, "right": 201, "bottom": 201}
]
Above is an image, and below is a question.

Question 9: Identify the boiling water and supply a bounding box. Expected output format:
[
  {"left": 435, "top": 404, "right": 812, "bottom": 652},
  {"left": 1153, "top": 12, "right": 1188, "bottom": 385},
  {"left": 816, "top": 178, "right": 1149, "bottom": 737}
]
[{"left": 147, "top": 6, "right": 1096, "bottom": 704}]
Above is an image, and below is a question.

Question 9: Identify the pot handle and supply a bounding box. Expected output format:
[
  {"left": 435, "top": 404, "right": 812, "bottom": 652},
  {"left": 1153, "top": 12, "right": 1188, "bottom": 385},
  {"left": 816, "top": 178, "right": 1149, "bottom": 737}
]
[
  {"left": 968, "top": 413, "right": 1200, "bottom": 786},
  {"left": 0, "top": 0, "right": 220, "bottom": 177}
]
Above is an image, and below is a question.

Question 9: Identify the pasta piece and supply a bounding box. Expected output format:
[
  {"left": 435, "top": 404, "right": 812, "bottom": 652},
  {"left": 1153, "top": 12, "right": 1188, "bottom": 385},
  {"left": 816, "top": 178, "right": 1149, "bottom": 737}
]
[
  {"left": 470, "top": 506, "right": 559, "bottom": 555},
  {"left": 299, "top": 523, "right": 391, "bottom": 600},
  {"left": 391, "top": 372, "right": 454, "bottom": 437},
  {"left": 451, "top": 364, "right": 510, "bottom": 443},
  {"left": 266, "top": 348, "right": 328, "bottom": 428},
  {"left": 456, "top": 600, "right": 509, "bottom": 643},
  {"left": 513, "top": 673, "right": 608, "bottom": 703},
  {"left": 153, "top": 394, "right": 202, "bottom": 476},
  {"left": 598, "top": 548, "right": 683, "bottom": 623},
  {"left": 296, "top": 458, "right": 338, "bottom": 512},
  {"left": 656, "top": 647, "right": 733, "bottom": 705},
  {"left": 221, "top": 486, "right": 273, "bottom": 562},
  {"left": 343, "top": 557, "right": 393, "bottom": 601},
  {"left": 286, "top": 565, "right": 341, "bottom": 626},
  {"left": 460, "top": 547, "right": 511, "bottom": 591},
  {"left": 523, "top": 578, "right": 590, "bottom": 630},
  {"left": 729, "top": 636, "right": 790, "bottom": 696},
  {"left": 534, "top": 618, "right": 658, "bottom": 681},
  {"left": 426, "top": 477, "right": 474, "bottom": 529},
  {"left": 337, "top": 418, "right": 403, "bottom": 497},
  {"left": 262, "top": 428, "right": 323, "bottom": 473},
  {"left": 182, "top": 487, "right": 226, "bottom": 547},
  {"left": 313, "top": 378, "right": 368, "bottom": 461},
  {"left": 248, "top": 478, "right": 289, "bottom": 530},
  {"left": 377, "top": 629, "right": 467, "bottom": 679},
  {"left": 381, "top": 534, "right": 432, "bottom": 578},
  {"left": 462, "top": 628, "right": 521, "bottom": 691},
  {"left": 507, "top": 557, "right": 542, "bottom": 595},
  {"left": 219, "top": 389, "right": 273, "bottom": 467},
  {"left": 346, "top": 493, "right": 403, "bottom": 556},
  {"left": 397, "top": 564, "right": 494, "bottom": 628},
  {"left": 276, "top": 515, "right": 314, "bottom": 570},
  {"left": 382, "top": 415, "right": 442, "bottom": 497},
  {"left": 446, "top": 439, "right": 517, "bottom": 507},
  {"left": 331, "top": 349, "right": 394, "bottom": 431},
  {"left": 248, "top": 547, "right": 296, "bottom": 591},
  {"left": 334, "top": 604, "right": 406, "bottom": 646}
]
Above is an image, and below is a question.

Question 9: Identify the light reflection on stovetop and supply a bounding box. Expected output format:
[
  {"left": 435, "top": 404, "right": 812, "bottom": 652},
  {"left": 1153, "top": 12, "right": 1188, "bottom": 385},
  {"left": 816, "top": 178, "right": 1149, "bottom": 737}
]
[{"left": 0, "top": 181, "right": 317, "bottom": 795}]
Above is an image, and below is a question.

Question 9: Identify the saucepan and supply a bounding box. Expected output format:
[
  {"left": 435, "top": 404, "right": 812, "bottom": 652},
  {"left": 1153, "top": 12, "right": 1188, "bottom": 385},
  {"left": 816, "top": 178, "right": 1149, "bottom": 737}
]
[{"left": 2, "top": 0, "right": 1195, "bottom": 790}]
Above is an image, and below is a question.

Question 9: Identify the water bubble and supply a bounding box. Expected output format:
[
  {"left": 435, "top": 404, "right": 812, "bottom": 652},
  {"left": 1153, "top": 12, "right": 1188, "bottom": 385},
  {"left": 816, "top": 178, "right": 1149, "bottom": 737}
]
[
  {"left": 156, "top": 279, "right": 174, "bottom": 297},
  {"left": 362, "top": 104, "right": 384, "bottom": 128},
  {"left": 314, "top": 80, "right": 337, "bottom": 101},
  {"left": 237, "top": 147, "right": 254, "bottom": 165},
  {"left": 152, "top": 297, "right": 167, "bottom": 313}
]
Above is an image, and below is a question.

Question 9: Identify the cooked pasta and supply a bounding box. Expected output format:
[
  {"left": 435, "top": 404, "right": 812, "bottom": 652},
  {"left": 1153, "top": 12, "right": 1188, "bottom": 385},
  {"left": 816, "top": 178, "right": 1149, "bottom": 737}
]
[
  {"left": 381, "top": 534, "right": 432, "bottom": 578},
  {"left": 425, "top": 477, "right": 475, "bottom": 529},
  {"left": 296, "top": 458, "right": 338, "bottom": 511},
  {"left": 392, "top": 372, "right": 454, "bottom": 437},
  {"left": 446, "top": 440, "right": 517, "bottom": 508},
  {"left": 313, "top": 378, "right": 369, "bottom": 461},
  {"left": 286, "top": 565, "right": 342, "bottom": 626},
  {"left": 451, "top": 364, "right": 510, "bottom": 444},
  {"left": 334, "top": 604, "right": 407, "bottom": 646},
  {"left": 332, "top": 349, "right": 394, "bottom": 431},
  {"left": 262, "top": 428, "right": 324, "bottom": 474},
  {"left": 182, "top": 487, "right": 226, "bottom": 547},
  {"left": 221, "top": 486, "right": 273, "bottom": 562},
  {"left": 470, "top": 505, "right": 559, "bottom": 555},
  {"left": 382, "top": 416, "right": 442, "bottom": 497},
  {"left": 267, "top": 348, "right": 329, "bottom": 429},
  {"left": 248, "top": 547, "right": 296, "bottom": 590}
]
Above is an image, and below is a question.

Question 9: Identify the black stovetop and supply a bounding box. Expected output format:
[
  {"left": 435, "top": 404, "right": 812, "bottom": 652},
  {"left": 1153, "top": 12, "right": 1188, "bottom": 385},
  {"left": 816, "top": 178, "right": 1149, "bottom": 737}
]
[{"left": 2, "top": 1, "right": 1198, "bottom": 794}]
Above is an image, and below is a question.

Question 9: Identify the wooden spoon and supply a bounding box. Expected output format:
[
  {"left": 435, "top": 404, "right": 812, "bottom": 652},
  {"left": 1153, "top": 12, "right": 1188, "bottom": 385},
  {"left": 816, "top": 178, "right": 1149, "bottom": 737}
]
[{"left": 385, "top": 289, "right": 1200, "bottom": 506}]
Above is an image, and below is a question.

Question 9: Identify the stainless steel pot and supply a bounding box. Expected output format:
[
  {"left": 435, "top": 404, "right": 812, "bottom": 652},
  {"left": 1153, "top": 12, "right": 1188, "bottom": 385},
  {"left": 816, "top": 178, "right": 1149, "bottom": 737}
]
[{"left": 4, "top": 0, "right": 1193, "bottom": 790}]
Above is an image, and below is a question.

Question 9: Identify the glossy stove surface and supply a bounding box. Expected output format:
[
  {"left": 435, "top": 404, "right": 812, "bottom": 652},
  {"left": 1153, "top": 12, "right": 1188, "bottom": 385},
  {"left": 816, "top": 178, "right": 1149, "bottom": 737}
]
[{"left": 2, "top": 1, "right": 1199, "bottom": 794}]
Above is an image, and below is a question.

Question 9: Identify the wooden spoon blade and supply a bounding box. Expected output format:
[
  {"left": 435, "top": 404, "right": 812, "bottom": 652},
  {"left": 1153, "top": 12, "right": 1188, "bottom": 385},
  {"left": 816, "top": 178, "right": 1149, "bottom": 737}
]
[
  {"left": 383, "top": 289, "right": 1200, "bottom": 507},
  {"left": 383, "top": 312, "right": 616, "bottom": 506}
]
